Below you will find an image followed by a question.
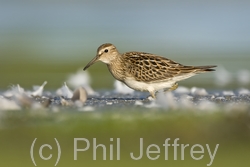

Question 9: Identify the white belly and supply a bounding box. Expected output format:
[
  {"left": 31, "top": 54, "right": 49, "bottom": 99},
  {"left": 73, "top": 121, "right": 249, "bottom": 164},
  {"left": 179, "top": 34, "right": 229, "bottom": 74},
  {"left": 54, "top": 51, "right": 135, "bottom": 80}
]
[{"left": 124, "top": 78, "right": 175, "bottom": 93}]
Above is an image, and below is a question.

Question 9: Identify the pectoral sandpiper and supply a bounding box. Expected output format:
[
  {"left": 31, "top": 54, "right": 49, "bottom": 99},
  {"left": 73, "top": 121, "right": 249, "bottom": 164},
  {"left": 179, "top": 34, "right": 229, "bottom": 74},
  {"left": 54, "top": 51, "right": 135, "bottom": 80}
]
[{"left": 83, "top": 43, "right": 216, "bottom": 98}]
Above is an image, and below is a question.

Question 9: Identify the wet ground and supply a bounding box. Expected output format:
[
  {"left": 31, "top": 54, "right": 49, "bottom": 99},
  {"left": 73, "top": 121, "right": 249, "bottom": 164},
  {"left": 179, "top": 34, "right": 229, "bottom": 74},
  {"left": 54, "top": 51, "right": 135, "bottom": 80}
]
[
  {"left": 44, "top": 88, "right": 250, "bottom": 112},
  {"left": 1, "top": 87, "right": 250, "bottom": 112}
]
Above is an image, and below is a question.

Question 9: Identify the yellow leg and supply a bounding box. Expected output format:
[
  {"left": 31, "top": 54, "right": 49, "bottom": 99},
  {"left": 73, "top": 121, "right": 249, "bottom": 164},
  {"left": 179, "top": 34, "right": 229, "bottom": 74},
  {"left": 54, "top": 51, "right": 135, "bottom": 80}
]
[
  {"left": 148, "top": 83, "right": 178, "bottom": 99},
  {"left": 147, "top": 91, "right": 156, "bottom": 100},
  {"left": 150, "top": 92, "right": 156, "bottom": 99},
  {"left": 167, "top": 83, "right": 178, "bottom": 91}
]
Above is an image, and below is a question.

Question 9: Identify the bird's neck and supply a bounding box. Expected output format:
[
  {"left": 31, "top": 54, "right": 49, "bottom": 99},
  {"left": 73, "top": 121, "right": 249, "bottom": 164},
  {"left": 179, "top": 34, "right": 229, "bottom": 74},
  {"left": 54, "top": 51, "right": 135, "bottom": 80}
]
[{"left": 107, "top": 56, "right": 125, "bottom": 82}]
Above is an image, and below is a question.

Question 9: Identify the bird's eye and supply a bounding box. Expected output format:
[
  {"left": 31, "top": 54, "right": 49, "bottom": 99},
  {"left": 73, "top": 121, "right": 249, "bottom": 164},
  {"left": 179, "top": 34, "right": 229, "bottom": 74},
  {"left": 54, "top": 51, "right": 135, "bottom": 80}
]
[{"left": 104, "top": 49, "right": 108, "bottom": 53}]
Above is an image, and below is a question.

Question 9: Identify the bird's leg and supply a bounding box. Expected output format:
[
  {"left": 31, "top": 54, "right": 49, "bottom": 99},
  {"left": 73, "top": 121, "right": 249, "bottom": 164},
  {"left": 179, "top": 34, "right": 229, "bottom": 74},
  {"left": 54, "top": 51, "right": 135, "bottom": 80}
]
[
  {"left": 165, "top": 83, "right": 178, "bottom": 92},
  {"left": 147, "top": 90, "right": 156, "bottom": 100},
  {"left": 151, "top": 92, "right": 156, "bottom": 99}
]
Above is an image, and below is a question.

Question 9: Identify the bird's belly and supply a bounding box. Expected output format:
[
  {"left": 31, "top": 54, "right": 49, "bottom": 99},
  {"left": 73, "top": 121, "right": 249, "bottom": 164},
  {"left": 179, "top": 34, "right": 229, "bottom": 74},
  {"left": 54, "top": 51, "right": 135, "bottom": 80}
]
[{"left": 124, "top": 78, "right": 174, "bottom": 92}]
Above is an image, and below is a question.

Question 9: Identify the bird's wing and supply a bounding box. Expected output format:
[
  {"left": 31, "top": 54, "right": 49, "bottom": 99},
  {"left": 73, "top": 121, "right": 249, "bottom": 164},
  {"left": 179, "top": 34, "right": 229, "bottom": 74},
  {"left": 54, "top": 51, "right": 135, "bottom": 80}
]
[{"left": 123, "top": 52, "right": 188, "bottom": 83}]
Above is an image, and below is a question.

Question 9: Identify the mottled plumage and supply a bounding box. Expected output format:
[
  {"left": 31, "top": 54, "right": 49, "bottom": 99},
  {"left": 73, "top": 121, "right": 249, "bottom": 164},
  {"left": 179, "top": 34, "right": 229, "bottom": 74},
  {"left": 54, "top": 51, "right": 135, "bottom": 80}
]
[{"left": 84, "top": 43, "right": 216, "bottom": 98}]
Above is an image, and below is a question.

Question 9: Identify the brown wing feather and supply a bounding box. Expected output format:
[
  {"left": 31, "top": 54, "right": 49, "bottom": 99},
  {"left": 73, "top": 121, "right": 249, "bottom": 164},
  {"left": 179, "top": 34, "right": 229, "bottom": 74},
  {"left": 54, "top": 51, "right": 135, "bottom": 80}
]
[
  {"left": 122, "top": 52, "right": 216, "bottom": 82},
  {"left": 122, "top": 52, "right": 181, "bottom": 82}
]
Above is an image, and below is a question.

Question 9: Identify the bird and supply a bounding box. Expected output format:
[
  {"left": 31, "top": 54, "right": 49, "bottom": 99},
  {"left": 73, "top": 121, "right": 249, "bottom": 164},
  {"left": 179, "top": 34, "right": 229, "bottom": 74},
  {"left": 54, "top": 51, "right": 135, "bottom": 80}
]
[{"left": 83, "top": 43, "right": 216, "bottom": 98}]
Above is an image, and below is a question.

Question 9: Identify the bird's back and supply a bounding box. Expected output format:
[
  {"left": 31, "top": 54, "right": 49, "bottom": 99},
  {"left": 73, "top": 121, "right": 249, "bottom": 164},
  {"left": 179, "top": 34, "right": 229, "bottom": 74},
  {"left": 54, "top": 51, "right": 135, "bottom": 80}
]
[{"left": 121, "top": 52, "right": 216, "bottom": 83}]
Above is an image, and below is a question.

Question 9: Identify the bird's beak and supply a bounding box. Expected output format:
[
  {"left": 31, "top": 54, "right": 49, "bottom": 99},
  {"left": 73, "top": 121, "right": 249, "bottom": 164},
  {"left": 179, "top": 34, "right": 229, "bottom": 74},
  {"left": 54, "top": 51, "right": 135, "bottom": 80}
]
[{"left": 83, "top": 55, "right": 99, "bottom": 71}]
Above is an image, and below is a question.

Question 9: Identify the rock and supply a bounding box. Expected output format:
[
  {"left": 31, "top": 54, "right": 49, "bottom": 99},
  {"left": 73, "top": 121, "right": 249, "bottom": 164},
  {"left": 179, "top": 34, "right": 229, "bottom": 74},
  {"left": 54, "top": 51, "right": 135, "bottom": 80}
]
[{"left": 71, "top": 87, "right": 87, "bottom": 103}]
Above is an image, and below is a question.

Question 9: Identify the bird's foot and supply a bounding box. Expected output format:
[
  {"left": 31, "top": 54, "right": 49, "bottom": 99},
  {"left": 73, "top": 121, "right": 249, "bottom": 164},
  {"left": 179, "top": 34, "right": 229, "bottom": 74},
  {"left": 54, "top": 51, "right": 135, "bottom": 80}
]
[{"left": 147, "top": 96, "right": 155, "bottom": 101}]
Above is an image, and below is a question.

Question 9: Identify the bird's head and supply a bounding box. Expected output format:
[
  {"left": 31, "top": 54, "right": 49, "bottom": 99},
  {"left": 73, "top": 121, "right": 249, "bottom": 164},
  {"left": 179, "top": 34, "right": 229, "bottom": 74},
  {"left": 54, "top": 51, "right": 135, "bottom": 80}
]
[{"left": 83, "top": 43, "right": 119, "bottom": 70}]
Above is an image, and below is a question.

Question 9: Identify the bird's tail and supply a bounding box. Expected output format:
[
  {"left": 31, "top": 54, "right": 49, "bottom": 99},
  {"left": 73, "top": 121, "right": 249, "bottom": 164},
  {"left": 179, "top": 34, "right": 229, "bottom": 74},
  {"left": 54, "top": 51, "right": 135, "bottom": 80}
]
[
  {"left": 180, "top": 65, "right": 217, "bottom": 73},
  {"left": 193, "top": 65, "right": 217, "bottom": 72}
]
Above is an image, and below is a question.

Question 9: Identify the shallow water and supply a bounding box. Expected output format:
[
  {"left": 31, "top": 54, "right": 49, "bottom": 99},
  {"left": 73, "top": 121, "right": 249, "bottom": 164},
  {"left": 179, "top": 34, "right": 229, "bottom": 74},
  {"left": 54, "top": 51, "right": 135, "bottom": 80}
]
[{"left": 1, "top": 88, "right": 250, "bottom": 112}]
